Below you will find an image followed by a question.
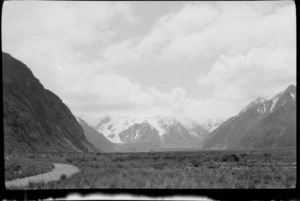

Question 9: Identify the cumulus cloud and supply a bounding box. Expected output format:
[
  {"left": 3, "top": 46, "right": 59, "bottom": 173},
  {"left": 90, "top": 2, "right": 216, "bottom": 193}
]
[
  {"left": 101, "top": 1, "right": 295, "bottom": 70},
  {"left": 2, "top": 1, "right": 296, "bottom": 125},
  {"left": 137, "top": 2, "right": 219, "bottom": 55},
  {"left": 197, "top": 47, "right": 296, "bottom": 109},
  {"left": 102, "top": 38, "right": 142, "bottom": 67},
  {"left": 161, "top": 2, "right": 295, "bottom": 61},
  {"left": 2, "top": 1, "right": 138, "bottom": 89},
  {"left": 63, "top": 72, "right": 226, "bottom": 124}
]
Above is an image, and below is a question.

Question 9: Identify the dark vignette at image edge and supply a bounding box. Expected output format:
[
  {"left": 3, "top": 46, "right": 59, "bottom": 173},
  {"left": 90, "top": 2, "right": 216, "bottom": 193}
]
[{"left": 1, "top": 1, "right": 299, "bottom": 200}]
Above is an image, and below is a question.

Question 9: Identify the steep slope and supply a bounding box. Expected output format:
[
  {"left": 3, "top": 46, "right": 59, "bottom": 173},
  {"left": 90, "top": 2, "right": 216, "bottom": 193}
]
[
  {"left": 77, "top": 117, "right": 117, "bottom": 152},
  {"left": 202, "top": 85, "right": 296, "bottom": 150},
  {"left": 239, "top": 85, "right": 296, "bottom": 148},
  {"left": 3, "top": 52, "right": 99, "bottom": 154}
]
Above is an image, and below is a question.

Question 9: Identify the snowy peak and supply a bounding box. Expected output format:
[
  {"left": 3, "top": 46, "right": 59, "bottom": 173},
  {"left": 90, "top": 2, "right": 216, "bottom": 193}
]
[
  {"left": 236, "top": 85, "right": 296, "bottom": 117},
  {"left": 95, "top": 115, "right": 210, "bottom": 147},
  {"left": 285, "top": 84, "right": 296, "bottom": 93},
  {"left": 268, "top": 85, "right": 296, "bottom": 113},
  {"left": 238, "top": 97, "right": 268, "bottom": 115},
  {"left": 158, "top": 116, "right": 181, "bottom": 130},
  {"left": 119, "top": 121, "right": 161, "bottom": 144},
  {"left": 285, "top": 84, "right": 296, "bottom": 100}
]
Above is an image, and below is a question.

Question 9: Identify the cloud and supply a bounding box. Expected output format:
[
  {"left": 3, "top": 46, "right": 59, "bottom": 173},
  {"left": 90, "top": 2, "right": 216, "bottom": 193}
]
[
  {"left": 100, "top": 2, "right": 220, "bottom": 66},
  {"left": 101, "top": 1, "right": 295, "bottom": 68},
  {"left": 137, "top": 2, "right": 219, "bottom": 55},
  {"left": 161, "top": 2, "right": 295, "bottom": 61},
  {"left": 197, "top": 47, "right": 296, "bottom": 108},
  {"left": 104, "top": 1, "right": 295, "bottom": 118},
  {"left": 102, "top": 38, "right": 142, "bottom": 67},
  {"left": 2, "top": 1, "right": 139, "bottom": 88},
  {"left": 62, "top": 71, "right": 226, "bottom": 124},
  {"left": 2, "top": 1, "right": 296, "bottom": 125}
]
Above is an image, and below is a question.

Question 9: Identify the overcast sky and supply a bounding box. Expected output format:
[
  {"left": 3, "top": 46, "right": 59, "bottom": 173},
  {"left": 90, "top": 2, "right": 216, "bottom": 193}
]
[{"left": 2, "top": 1, "right": 296, "bottom": 125}]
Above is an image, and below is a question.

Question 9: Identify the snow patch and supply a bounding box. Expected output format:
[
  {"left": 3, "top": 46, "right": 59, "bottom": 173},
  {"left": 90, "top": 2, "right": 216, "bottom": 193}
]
[
  {"left": 257, "top": 103, "right": 267, "bottom": 114},
  {"left": 146, "top": 117, "right": 167, "bottom": 136},
  {"left": 238, "top": 97, "right": 267, "bottom": 116},
  {"left": 201, "top": 119, "right": 224, "bottom": 132},
  {"left": 133, "top": 130, "right": 140, "bottom": 141},
  {"left": 262, "top": 103, "right": 267, "bottom": 113},
  {"left": 270, "top": 96, "right": 279, "bottom": 112},
  {"left": 290, "top": 92, "right": 296, "bottom": 99},
  {"left": 189, "top": 131, "right": 199, "bottom": 137}
]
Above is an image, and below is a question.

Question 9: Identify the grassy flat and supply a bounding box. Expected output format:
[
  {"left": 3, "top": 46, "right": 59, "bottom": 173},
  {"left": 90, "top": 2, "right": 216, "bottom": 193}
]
[
  {"left": 5, "top": 148, "right": 296, "bottom": 189},
  {"left": 5, "top": 155, "right": 54, "bottom": 181}
]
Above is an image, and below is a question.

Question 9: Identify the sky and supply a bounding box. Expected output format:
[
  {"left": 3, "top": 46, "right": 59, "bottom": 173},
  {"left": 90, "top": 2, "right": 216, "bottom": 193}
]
[{"left": 2, "top": 1, "right": 296, "bottom": 126}]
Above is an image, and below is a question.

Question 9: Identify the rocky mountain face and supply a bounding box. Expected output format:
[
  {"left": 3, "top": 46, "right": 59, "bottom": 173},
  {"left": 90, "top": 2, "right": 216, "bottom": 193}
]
[
  {"left": 77, "top": 117, "right": 117, "bottom": 152},
  {"left": 3, "top": 52, "right": 99, "bottom": 154},
  {"left": 202, "top": 85, "right": 296, "bottom": 150},
  {"left": 96, "top": 115, "right": 210, "bottom": 151},
  {"left": 117, "top": 121, "right": 162, "bottom": 152}
]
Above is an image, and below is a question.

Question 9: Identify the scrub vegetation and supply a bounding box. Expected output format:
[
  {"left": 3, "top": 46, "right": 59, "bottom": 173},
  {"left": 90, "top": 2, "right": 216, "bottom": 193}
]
[{"left": 5, "top": 148, "right": 296, "bottom": 189}]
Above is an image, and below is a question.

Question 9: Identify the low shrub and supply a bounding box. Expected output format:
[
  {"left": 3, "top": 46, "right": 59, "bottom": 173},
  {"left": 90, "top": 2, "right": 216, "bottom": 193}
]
[
  {"left": 5, "top": 157, "right": 54, "bottom": 181},
  {"left": 7, "top": 148, "right": 296, "bottom": 189},
  {"left": 60, "top": 174, "right": 67, "bottom": 180}
]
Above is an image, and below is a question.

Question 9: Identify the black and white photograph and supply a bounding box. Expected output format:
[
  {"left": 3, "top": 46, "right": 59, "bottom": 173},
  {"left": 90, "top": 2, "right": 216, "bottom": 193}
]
[{"left": 2, "top": 0, "right": 296, "bottom": 195}]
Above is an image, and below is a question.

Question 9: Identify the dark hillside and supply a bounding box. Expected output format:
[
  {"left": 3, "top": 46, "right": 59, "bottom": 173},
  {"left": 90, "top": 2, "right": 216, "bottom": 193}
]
[{"left": 3, "top": 52, "right": 99, "bottom": 154}]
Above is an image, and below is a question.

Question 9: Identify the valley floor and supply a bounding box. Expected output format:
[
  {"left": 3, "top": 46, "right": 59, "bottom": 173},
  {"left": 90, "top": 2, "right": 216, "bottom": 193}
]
[
  {"left": 5, "top": 148, "right": 296, "bottom": 189},
  {"left": 5, "top": 163, "right": 79, "bottom": 188}
]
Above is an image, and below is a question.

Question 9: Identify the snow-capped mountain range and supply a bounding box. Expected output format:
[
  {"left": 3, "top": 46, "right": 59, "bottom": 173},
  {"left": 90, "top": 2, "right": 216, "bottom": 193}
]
[
  {"left": 76, "top": 84, "right": 295, "bottom": 152},
  {"left": 94, "top": 115, "right": 218, "bottom": 150}
]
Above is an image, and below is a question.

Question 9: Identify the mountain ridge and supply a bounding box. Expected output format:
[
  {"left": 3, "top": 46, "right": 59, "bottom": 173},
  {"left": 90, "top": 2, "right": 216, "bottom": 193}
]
[{"left": 202, "top": 84, "right": 296, "bottom": 150}]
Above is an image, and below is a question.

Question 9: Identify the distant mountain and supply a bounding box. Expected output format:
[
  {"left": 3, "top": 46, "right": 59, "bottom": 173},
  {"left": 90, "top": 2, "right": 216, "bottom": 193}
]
[
  {"left": 188, "top": 123, "right": 211, "bottom": 148},
  {"left": 200, "top": 119, "right": 224, "bottom": 132},
  {"left": 77, "top": 117, "right": 117, "bottom": 152},
  {"left": 3, "top": 52, "right": 99, "bottom": 154},
  {"left": 202, "top": 85, "right": 296, "bottom": 150},
  {"left": 96, "top": 115, "right": 209, "bottom": 151},
  {"left": 160, "top": 118, "right": 202, "bottom": 148},
  {"left": 95, "top": 115, "right": 111, "bottom": 129},
  {"left": 117, "top": 121, "right": 162, "bottom": 152}
]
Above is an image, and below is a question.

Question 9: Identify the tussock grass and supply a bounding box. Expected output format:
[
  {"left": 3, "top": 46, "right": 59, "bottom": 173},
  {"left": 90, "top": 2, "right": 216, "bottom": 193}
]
[
  {"left": 6, "top": 148, "right": 296, "bottom": 189},
  {"left": 5, "top": 156, "right": 54, "bottom": 181}
]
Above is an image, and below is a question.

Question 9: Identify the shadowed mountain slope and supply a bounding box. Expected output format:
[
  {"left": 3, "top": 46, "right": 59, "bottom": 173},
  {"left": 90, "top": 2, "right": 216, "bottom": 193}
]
[
  {"left": 3, "top": 52, "right": 99, "bottom": 154},
  {"left": 77, "top": 117, "right": 117, "bottom": 152}
]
